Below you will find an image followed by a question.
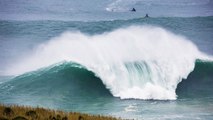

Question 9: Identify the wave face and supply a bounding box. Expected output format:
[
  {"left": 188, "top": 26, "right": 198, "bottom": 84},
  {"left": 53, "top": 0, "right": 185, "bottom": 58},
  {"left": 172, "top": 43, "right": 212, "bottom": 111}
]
[
  {"left": 2, "top": 60, "right": 213, "bottom": 101},
  {"left": 0, "top": 62, "right": 112, "bottom": 98},
  {"left": 176, "top": 60, "right": 213, "bottom": 98},
  {"left": 5, "top": 26, "right": 211, "bottom": 100}
]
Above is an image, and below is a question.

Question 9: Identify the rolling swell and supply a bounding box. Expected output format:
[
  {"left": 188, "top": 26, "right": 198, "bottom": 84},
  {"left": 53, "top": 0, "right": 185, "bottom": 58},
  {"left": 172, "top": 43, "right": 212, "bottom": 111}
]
[
  {"left": 0, "top": 62, "right": 112, "bottom": 100},
  {"left": 177, "top": 60, "right": 213, "bottom": 98}
]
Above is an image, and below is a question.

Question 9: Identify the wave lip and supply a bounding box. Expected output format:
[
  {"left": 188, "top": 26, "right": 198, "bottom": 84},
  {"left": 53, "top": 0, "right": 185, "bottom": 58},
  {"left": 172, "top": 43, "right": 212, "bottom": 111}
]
[{"left": 5, "top": 26, "right": 212, "bottom": 100}]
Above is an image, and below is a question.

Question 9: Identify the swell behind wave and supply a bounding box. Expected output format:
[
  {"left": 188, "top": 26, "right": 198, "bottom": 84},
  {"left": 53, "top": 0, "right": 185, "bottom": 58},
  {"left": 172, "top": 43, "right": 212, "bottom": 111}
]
[{"left": 4, "top": 26, "right": 212, "bottom": 100}]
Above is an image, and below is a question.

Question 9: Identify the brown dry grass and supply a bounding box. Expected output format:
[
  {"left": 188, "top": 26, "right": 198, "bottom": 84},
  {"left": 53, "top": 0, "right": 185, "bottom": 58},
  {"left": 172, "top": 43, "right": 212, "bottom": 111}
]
[{"left": 0, "top": 104, "right": 122, "bottom": 120}]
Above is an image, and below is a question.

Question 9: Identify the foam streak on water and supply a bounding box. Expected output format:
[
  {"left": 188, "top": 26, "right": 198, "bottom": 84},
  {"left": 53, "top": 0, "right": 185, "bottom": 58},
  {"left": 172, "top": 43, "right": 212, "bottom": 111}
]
[{"left": 5, "top": 26, "right": 210, "bottom": 100}]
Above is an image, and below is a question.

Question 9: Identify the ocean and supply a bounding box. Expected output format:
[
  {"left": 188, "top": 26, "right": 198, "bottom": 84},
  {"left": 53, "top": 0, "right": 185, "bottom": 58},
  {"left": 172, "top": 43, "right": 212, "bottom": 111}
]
[{"left": 0, "top": 0, "right": 213, "bottom": 119}]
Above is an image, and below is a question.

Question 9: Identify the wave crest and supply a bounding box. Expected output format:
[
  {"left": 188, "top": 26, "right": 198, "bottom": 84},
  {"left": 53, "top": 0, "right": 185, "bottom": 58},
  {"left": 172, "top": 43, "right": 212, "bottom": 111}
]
[{"left": 6, "top": 26, "right": 212, "bottom": 100}]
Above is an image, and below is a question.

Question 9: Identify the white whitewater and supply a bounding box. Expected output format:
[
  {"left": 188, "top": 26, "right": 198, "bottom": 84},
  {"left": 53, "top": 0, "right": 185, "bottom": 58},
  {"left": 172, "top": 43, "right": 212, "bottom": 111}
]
[{"left": 6, "top": 26, "right": 210, "bottom": 100}]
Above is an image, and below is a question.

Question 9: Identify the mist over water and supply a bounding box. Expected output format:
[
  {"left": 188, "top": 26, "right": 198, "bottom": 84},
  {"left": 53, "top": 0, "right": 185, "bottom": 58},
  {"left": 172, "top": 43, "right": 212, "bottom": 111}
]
[{"left": 1, "top": 0, "right": 213, "bottom": 21}]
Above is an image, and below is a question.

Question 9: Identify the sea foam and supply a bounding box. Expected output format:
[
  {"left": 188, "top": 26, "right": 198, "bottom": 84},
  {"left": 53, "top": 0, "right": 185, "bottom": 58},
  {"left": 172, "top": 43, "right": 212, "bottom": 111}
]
[{"left": 6, "top": 26, "right": 210, "bottom": 100}]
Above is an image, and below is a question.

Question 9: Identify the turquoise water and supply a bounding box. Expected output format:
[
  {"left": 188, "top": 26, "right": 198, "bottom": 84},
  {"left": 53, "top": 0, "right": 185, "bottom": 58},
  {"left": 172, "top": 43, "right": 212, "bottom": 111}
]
[
  {"left": 0, "top": 61, "right": 213, "bottom": 119},
  {"left": 1, "top": 0, "right": 213, "bottom": 120}
]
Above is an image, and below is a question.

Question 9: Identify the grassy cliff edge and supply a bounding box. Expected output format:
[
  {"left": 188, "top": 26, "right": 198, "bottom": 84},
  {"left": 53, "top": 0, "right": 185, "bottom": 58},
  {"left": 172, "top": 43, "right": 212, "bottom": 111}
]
[{"left": 0, "top": 104, "right": 122, "bottom": 120}]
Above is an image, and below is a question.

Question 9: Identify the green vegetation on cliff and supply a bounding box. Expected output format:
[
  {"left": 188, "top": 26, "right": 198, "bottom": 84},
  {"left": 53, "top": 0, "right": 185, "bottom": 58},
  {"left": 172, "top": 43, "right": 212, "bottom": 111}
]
[{"left": 0, "top": 104, "right": 121, "bottom": 120}]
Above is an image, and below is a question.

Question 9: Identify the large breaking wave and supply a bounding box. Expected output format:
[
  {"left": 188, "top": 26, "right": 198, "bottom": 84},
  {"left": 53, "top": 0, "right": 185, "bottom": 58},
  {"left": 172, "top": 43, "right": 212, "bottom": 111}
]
[{"left": 5, "top": 26, "right": 212, "bottom": 100}]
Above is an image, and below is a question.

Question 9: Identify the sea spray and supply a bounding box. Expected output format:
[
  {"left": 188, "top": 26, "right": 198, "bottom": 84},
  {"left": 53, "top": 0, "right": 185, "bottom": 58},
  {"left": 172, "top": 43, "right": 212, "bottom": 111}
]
[{"left": 5, "top": 26, "right": 209, "bottom": 100}]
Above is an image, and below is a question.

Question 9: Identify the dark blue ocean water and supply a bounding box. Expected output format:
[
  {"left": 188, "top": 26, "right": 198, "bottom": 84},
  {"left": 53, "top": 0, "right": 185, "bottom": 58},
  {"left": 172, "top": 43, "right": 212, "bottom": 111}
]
[{"left": 0, "top": 0, "right": 213, "bottom": 120}]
